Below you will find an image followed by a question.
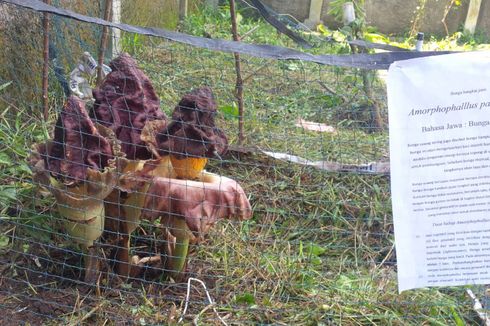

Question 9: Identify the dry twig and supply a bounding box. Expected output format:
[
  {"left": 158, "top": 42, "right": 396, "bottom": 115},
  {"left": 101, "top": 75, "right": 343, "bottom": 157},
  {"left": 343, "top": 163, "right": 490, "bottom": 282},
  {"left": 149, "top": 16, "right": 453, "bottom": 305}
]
[{"left": 466, "top": 288, "right": 490, "bottom": 326}]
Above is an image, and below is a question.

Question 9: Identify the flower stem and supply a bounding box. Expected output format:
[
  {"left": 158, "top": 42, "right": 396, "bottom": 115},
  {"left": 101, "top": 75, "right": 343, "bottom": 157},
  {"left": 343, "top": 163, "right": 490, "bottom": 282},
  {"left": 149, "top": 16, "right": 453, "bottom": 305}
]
[{"left": 165, "top": 217, "right": 190, "bottom": 278}]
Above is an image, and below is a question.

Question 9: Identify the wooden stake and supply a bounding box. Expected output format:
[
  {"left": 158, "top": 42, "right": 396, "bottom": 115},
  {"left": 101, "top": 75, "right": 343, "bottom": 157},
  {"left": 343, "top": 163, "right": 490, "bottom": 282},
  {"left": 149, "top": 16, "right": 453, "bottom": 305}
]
[
  {"left": 304, "top": 0, "right": 324, "bottom": 28},
  {"left": 112, "top": 0, "right": 121, "bottom": 57},
  {"left": 97, "top": 0, "right": 112, "bottom": 86},
  {"left": 342, "top": 3, "right": 382, "bottom": 130},
  {"left": 362, "top": 71, "right": 383, "bottom": 130},
  {"left": 464, "top": 0, "right": 483, "bottom": 35},
  {"left": 179, "top": 0, "right": 188, "bottom": 21},
  {"left": 229, "top": 0, "right": 245, "bottom": 145},
  {"left": 42, "top": 0, "right": 51, "bottom": 121}
]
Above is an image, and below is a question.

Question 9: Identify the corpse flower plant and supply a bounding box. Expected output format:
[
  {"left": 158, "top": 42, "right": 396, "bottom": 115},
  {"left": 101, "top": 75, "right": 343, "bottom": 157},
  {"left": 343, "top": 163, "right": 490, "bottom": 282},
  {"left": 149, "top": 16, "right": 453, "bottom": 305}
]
[
  {"left": 91, "top": 53, "right": 167, "bottom": 161},
  {"left": 91, "top": 53, "right": 243, "bottom": 278},
  {"left": 30, "top": 96, "right": 123, "bottom": 282},
  {"left": 90, "top": 53, "right": 172, "bottom": 277},
  {"left": 156, "top": 87, "right": 228, "bottom": 179},
  {"left": 36, "top": 53, "right": 253, "bottom": 280}
]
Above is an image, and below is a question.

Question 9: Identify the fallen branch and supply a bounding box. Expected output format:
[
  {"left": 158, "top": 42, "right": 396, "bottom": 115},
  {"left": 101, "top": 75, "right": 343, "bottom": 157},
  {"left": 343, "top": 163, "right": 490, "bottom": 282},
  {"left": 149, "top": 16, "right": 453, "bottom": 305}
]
[
  {"left": 316, "top": 81, "right": 348, "bottom": 104},
  {"left": 240, "top": 25, "right": 260, "bottom": 41}
]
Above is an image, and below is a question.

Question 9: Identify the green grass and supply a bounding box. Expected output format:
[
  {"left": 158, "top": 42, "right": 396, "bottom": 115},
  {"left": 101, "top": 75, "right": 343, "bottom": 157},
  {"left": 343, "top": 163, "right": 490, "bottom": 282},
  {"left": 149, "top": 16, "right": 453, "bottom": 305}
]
[{"left": 122, "top": 0, "right": 180, "bottom": 30}]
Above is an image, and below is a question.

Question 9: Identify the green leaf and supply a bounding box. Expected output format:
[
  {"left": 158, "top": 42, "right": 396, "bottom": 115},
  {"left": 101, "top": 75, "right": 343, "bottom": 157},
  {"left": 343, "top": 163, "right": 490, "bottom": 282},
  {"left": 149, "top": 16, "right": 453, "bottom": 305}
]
[
  {"left": 343, "top": 75, "right": 357, "bottom": 84},
  {"left": 0, "top": 186, "right": 17, "bottom": 204},
  {"left": 322, "top": 94, "right": 343, "bottom": 108},
  {"left": 235, "top": 292, "right": 256, "bottom": 305},
  {"left": 220, "top": 103, "right": 239, "bottom": 119},
  {"left": 310, "top": 256, "right": 323, "bottom": 266},
  {"left": 279, "top": 61, "right": 301, "bottom": 71},
  {"left": 0, "top": 234, "right": 9, "bottom": 249},
  {"left": 0, "top": 152, "right": 11, "bottom": 165},
  {"left": 17, "top": 162, "right": 32, "bottom": 176},
  {"left": 0, "top": 81, "right": 12, "bottom": 92},
  {"left": 317, "top": 24, "right": 329, "bottom": 36},
  {"left": 364, "top": 32, "right": 389, "bottom": 44},
  {"left": 306, "top": 242, "right": 327, "bottom": 256},
  {"left": 450, "top": 306, "right": 465, "bottom": 326},
  {"left": 340, "top": 25, "right": 353, "bottom": 36}
]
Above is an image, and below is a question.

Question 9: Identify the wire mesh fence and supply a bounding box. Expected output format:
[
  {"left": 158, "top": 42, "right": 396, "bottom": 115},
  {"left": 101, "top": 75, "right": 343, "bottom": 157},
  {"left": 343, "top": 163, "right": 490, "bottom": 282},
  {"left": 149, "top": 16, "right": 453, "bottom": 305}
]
[{"left": 0, "top": 0, "right": 485, "bottom": 325}]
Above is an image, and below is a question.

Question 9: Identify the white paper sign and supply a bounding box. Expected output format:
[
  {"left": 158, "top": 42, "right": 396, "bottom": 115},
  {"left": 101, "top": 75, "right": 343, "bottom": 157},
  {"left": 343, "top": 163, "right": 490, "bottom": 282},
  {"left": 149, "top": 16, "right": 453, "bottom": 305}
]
[{"left": 388, "top": 51, "right": 490, "bottom": 292}]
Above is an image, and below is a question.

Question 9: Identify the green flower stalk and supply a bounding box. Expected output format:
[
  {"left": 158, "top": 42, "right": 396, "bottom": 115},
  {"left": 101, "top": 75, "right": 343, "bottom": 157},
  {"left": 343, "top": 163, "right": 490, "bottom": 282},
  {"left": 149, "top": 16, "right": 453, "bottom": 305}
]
[
  {"left": 161, "top": 215, "right": 192, "bottom": 279},
  {"left": 104, "top": 156, "right": 174, "bottom": 278}
]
